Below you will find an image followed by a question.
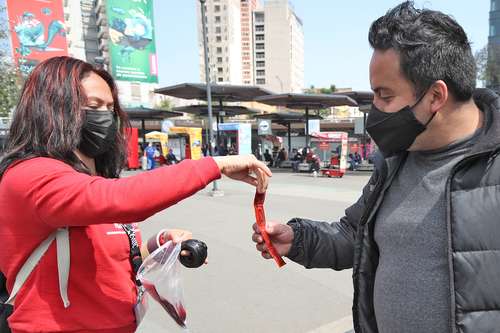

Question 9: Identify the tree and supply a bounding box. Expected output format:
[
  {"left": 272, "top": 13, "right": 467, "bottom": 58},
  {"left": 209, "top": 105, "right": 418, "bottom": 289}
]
[
  {"left": 156, "top": 98, "right": 173, "bottom": 111},
  {"left": 0, "top": 62, "right": 22, "bottom": 117},
  {"left": 475, "top": 44, "right": 500, "bottom": 91},
  {"left": 304, "top": 84, "right": 337, "bottom": 95},
  {"left": 0, "top": 5, "right": 23, "bottom": 117},
  {"left": 304, "top": 84, "right": 338, "bottom": 116},
  {"left": 320, "top": 84, "right": 337, "bottom": 94}
]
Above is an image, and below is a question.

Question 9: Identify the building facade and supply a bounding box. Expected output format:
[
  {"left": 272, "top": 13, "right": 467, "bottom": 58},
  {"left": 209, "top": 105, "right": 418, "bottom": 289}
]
[
  {"left": 198, "top": 0, "right": 303, "bottom": 93},
  {"left": 252, "top": 0, "right": 303, "bottom": 93},
  {"left": 252, "top": 10, "right": 265, "bottom": 87},
  {"left": 240, "top": 0, "right": 260, "bottom": 85},
  {"left": 63, "top": 0, "right": 160, "bottom": 107},
  {"left": 64, "top": 0, "right": 99, "bottom": 63},
  {"left": 490, "top": 0, "right": 500, "bottom": 45},
  {"left": 488, "top": 0, "right": 500, "bottom": 92},
  {"left": 197, "top": 0, "right": 244, "bottom": 84}
]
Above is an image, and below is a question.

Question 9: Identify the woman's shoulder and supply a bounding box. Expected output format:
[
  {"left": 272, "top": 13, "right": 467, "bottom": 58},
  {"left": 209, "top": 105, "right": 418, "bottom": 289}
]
[
  {"left": 0, "top": 158, "right": 78, "bottom": 204},
  {"left": 3, "top": 157, "right": 75, "bottom": 182}
]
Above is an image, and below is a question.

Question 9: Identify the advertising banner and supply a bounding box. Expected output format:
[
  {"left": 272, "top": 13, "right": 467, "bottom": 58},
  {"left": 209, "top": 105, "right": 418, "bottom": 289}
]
[
  {"left": 106, "top": 0, "right": 158, "bottom": 82},
  {"left": 6, "top": 0, "right": 68, "bottom": 74},
  {"left": 218, "top": 123, "right": 252, "bottom": 155},
  {"left": 340, "top": 132, "right": 348, "bottom": 173},
  {"left": 238, "top": 123, "right": 252, "bottom": 155},
  {"left": 308, "top": 119, "right": 320, "bottom": 135}
]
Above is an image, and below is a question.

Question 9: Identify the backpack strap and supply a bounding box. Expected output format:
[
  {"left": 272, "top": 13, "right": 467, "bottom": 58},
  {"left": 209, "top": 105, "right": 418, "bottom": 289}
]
[
  {"left": 5, "top": 228, "right": 70, "bottom": 308},
  {"left": 56, "top": 228, "right": 70, "bottom": 308}
]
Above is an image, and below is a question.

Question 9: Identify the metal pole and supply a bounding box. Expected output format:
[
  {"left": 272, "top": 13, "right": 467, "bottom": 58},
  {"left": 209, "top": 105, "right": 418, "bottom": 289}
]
[
  {"left": 204, "top": 119, "right": 209, "bottom": 154},
  {"left": 216, "top": 98, "right": 222, "bottom": 148},
  {"left": 200, "top": 0, "right": 220, "bottom": 194},
  {"left": 363, "top": 112, "right": 367, "bottom": 160},
  {"left": 141, "top": 119, "right": 146, "bottom": 147},
  {"left": 219, "top": 98, "right": 224, "bottom": 123},
  {"left": 287, "top": 122, "right": 291, "bottom": 156},
  {"left": 216, "top": 114, "right": 220, "bottom": 149},
  {"left": 305, "top": 107, "right": 310, "bottom": 148}
]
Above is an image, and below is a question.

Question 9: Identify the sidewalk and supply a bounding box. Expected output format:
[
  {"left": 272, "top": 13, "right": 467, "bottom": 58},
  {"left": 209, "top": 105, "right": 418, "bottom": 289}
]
[{"left": 307, "top": 316, "right": 354, "bottom": 333}]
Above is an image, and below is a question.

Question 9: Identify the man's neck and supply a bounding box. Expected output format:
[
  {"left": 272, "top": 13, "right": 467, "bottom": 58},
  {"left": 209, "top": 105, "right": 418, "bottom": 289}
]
[{"left": 414, "top": 99, "right": 483, "bottom": 151}]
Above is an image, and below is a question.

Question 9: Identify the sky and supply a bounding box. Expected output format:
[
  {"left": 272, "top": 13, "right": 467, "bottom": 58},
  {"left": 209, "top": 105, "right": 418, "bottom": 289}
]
[{"left": 153, "top": 0, "right": 491, "bottom": 91}]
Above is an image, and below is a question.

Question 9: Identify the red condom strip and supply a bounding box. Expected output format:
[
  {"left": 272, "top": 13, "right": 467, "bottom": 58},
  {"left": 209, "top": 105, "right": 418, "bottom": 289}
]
[{"left": 254, "top": 191, "right": 286, "bottom": 268}]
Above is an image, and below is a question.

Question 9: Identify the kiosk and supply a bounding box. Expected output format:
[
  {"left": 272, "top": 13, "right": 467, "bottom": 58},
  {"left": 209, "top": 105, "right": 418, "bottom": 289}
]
[
  {"left": 310, "top": 131, "right": 349, "bottom": 178},
  {"left": 217, "top": 123, "right": 252, "bottom": 155}
]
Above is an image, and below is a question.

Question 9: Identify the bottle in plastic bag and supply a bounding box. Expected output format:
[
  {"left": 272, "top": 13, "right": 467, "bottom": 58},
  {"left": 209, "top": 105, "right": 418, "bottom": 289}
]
[{"left": 137, "top": 241, "right": 188, "bottom": 328}]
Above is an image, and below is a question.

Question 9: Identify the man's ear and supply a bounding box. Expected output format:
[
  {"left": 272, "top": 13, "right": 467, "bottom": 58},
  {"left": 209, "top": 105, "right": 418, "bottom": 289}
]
[{"left": 429, "top": 80, "right": 448, "bottom": 113}]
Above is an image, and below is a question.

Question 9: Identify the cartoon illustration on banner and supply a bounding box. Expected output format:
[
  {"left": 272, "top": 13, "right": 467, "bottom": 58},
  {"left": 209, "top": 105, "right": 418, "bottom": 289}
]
[
  {"left": 107, "top": 0, "right": 158, "bottom": 83},
  {"left": 6, "top": 0, "right": 67, "bottom": 74}
]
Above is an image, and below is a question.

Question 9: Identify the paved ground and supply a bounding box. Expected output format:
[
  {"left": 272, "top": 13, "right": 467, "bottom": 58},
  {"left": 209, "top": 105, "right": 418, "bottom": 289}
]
[{"left": 128, "top": 169, "right": 371, "bottom": 333}]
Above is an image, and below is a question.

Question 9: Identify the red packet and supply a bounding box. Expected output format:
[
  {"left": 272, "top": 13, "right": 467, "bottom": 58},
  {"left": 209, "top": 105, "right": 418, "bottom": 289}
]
[{"left": 254, "top": 191, "right": 286, "bottom": 268}]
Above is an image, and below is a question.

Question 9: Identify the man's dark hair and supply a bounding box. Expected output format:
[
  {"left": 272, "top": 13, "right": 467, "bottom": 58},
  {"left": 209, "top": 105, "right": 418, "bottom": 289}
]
[{"left": 368, "top": 1, "right": 476, "bottom": 101}]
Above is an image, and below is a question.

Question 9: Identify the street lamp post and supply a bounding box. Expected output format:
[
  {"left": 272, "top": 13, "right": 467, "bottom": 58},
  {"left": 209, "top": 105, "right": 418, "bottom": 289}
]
[{"left": 200, "top": 0, "right": 222, "bottom": 196}]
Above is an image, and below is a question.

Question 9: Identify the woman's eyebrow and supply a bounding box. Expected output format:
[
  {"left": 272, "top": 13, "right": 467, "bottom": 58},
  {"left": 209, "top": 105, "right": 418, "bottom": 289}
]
[{"left": 86, "top": 96, "right": 114, "bottom": 106}]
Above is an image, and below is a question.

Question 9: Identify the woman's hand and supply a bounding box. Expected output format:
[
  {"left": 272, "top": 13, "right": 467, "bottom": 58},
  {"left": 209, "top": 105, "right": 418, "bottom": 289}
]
[
  {"left": 162, "top": 229, "right": 208, "bottom": 264},
  {"left": 163, "top": 229, "right": 192, "bottom": 244},
  {"left": 142, "top": 229, "right": 203, "bottom": 261},
  {"left": 213, "top": 155, "right": 272, "bottom": 193}
]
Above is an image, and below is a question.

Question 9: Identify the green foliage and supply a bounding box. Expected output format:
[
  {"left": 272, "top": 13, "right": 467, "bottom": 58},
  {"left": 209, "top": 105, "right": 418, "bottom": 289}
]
[
  {"left": 318, "top": 109, "right": 331, "bottom": 117},
  {"left": 304, "top": 84, "right": 337, "bottom": 95},
  {"left": 0, "top": 6, "right": 22, "bottom": 117},
  {"left": 156, "top": 98, "right": 173, "bottom": 111},
  {"left": 0, "top": 6, "right": 8, "bottom": 42},
  {"left": 0, "top": 61, "right": 23, "bottom": 117},
  {"left": 476, "top": 44, "right": 500, "bottom": 90},
  {"left": 303, "top": 84, "right": 338, "bottom": 116}
]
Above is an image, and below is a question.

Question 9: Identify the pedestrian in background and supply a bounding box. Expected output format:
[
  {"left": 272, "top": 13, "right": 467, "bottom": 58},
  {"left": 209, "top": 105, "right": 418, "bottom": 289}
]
[
  {"left": 290, "top": 148, "right": 302, "bottom": 172},
  {"left": 166, "top": 148, "right": 178, "bottom": 165},
  {"left": 264, "top": 149, "right": 274, "bottom": 166},
  {"left": 144, "top": 142, "right": 156, "bottom": 170}
]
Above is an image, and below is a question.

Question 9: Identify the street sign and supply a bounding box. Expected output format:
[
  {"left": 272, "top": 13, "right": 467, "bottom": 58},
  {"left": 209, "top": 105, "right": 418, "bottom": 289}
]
[
  {"left": 161, "top": 119, "right": 174, "bottom": 133},
  {"left": 257, "top": 119, "right": 272, "bottom": 135},
  {"left": 319, "top": 142, "right": 329, "bottom": 151}
]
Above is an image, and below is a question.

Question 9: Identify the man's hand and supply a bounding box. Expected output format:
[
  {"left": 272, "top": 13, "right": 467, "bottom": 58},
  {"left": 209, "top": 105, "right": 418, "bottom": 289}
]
[
  {"left": 213, "top": 155, "right": 272, "bottom": 193},
  {"left": 252, "top": 222, "right": 294, "bottom": 259}
]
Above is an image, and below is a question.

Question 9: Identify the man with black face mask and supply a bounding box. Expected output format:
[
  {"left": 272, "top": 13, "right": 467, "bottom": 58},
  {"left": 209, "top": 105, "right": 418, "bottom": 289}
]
[{"left": 252, "top": 2, "right": 500, "bottom": 332}]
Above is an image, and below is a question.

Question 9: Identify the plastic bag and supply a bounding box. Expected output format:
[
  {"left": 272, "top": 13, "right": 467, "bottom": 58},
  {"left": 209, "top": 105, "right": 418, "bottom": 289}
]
[{"left": 137, "top": 241, "right": 187, "bottom": 328}]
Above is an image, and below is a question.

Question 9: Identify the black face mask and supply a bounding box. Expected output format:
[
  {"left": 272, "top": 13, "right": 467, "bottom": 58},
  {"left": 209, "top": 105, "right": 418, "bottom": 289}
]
[
  {"left": 366, "top": 92, "right": 435, "bottom": 157},
  {"left": 78, "top": 109, "right": 117, "bottom": 158}
]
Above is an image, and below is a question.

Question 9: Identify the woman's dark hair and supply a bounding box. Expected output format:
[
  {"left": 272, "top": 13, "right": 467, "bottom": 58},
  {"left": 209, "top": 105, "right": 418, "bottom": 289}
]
[
  {"left": 0, "top": 56, "right": 130, "bottom": 178},
  {"left": 368, "top": 1, "right": 476, "bottom": 101}
]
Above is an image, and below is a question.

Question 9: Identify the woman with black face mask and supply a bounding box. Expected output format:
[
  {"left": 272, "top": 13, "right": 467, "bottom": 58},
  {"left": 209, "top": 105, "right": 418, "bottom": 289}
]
[{"left": 0, "top": 57, "right": 271, "bottom": 333}]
